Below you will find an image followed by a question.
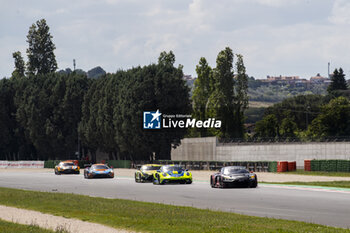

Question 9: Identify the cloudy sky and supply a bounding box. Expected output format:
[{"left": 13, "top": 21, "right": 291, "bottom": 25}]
[{"left": 1, "top": 0, "right": 350, "bottom": 79}]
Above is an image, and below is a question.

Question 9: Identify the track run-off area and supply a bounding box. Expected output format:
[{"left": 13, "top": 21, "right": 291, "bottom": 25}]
[{"left": 0, "top": 169, "right": 350, "bottom": 229}]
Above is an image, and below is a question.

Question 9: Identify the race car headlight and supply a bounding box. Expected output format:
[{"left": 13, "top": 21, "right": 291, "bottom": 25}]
[
  {"left": 186, "top": 172, "right": 190, "bottom": 176},
  {"left": 250, "top": 174, "right": 255, "bottom": 179},
  {"left": 162, "top": 173, "right": 167, "bottom": 177}
]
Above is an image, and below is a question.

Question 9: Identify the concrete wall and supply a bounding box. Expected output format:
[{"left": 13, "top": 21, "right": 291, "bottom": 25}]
[
  {"left": 171, "top": 137, "right": 350, "bottom": 168},
  {"left": 171, "top": 137, "right": 217, "bottom": 161}
]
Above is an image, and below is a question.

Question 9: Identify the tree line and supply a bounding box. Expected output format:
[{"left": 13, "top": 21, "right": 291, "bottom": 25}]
[
  {"left": 253, "top": 69, "right": 350, "bottom": 141},
  {"left": 1, "top": 52, "right": 190, "bottom": 161},
  {"left": 190, "top": 49, "right": 248, "bottom": 138},
  {"left": 3, "top": 18, "right": 349, "bottom": 161},
  {"left": 1, "top": 19, "right": 249, "bottom": 161}
]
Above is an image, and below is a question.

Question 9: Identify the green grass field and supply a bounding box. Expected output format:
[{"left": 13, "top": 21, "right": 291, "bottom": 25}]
[
  {"left": 0, "top": 187, "right": 348, "bottom": 233},
  {"left": 0, "top": 219, "right": 56, "bottom": 233},
  {"left": 264, "top": 181, "right": 350, "bottom": 189},
  {"left": 283, "top": 170, "right": 350, "bottom": 177}
]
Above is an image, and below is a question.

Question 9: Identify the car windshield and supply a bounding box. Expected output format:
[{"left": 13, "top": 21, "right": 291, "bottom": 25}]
[
  {"left": 162, "top": 166, "right": 184, "bottom": 172},
  {"left": 62, "top": 163, "right": 74, "bottom": 166},
  {"left": 92, "top": 165, "right": 108, "bottom": 170},
  {"left": 141, "top": 165, "right": 161, "bottom": 171},
  {"left": 222, "top": 167, "right": 248, "bottom": 175}
]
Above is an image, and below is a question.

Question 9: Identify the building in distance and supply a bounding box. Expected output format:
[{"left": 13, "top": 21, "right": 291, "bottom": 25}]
[{"left": 310, "top": 73, "right": 331, "bottom": 84}]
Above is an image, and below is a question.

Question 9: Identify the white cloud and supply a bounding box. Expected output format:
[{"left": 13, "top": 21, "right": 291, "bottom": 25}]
[
  {"left": 254, "top": 0, "right": 301, "bottom": 7},
  {"left": 329, "top": 0, "right": 350, "bottom": 25},
  {"left": 0, "top": 0, "right": 349, "bottom": 79}
]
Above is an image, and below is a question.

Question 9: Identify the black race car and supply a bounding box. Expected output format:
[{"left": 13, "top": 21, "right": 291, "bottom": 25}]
[{"left": 210, "top": 166, "right": 257, "bottom": 188}]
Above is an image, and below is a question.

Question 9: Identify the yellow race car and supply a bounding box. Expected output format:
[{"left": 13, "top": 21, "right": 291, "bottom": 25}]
[
  {"left": 135, "top": 164, "right": 162, "bottom": 182},
  {"left": 54, "top": 161, "right": 80, "bottom": 175},
  {"left": 153, "top": 165, "right": 192, "bottom": 185}
]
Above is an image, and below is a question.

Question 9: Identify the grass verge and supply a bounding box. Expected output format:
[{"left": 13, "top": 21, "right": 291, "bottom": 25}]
[
  {"left": 263, "top": 181, "right": 350, "bottom": 189},
  {"left": 0, "top": 219, "right": 56, "bottom": 233},
  {"left": 280, "top": 170, "right": 350, "bottom": 177},
  {"left": 0, "top": 187, "right": 348, "bottom": 233}
]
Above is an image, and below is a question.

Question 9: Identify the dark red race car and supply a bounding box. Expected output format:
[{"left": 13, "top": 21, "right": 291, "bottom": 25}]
[{"left": 210, "top": 166, "right": 258, "bottom": 188}]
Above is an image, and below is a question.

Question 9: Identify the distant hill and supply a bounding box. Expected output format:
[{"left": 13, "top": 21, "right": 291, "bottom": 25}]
[
  {"left": 87, "top": 66, "right": 106, "bottom": 79},
  {"left": 57, "top": 66, "right": 106, "bottom": 79},
  {"left": 247, "top": 77, "right": 327, "bottom": 103}
]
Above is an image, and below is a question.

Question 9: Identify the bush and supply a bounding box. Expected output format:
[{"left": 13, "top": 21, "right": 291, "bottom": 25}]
[
  {"left": 311, "top": 160, "right": 320, "bottom": 171},
  {"left": 337, "top": 160, "right": 350, "bottom": 172},
  {"left": 310, "top": 159, "right": 350, "bottom": 172},
  {"left": 268, "top": 161, "right": 277, "bottom": 172}
]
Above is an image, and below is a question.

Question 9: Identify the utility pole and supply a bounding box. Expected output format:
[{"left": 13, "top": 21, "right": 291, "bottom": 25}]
[
  {"left": 328, "top": 62, "right": 330, "bottom": 78},
  {"left": 77, "top": 132, "right": 80, "bottom": 159},
  {"left": 306, "top": 105, "right": 310, "bottom": 129},
  {"left": 75, "top": 58, "right": 78, "bottom": 159}
]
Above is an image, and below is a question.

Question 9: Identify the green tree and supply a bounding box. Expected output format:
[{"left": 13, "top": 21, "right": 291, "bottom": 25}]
[
  {"left": 327, "top": 68, "right": 348, "bottom": 94},
  {"left": 16, "top": 73, "right": 89, "bottom": 160},
  {"left": 207, "top": 47, "right": 249, "bottom": 138},
  {"left": 79, "top": 78, "right": 102, "bottom": 162},
  {"left": 254, "top": 114, "right": 279, "bottom": 139},
  {"left": 0, "top": 79, "right": 17, "bottom": 160},
  {"left": 115, "top": 52, "right": 190, "bottom": 160},
  {"left": 12, "top": 51, "right": 25, "bottom": 77},
  {"left": 158, "top": 51, "right": 175, "bottom": 67},
  {"left": 26, "top": 19, "right": 57, "bottom": 75},
  {"left": 208, "top": 47, "right": 235, "bottom": 138},
  {"left": 11, "top": 75, "right": 37, "bottom": 160},
  {"left": 307, "top": 97, "right": 350, "bottom": 138},
  {"left": 233, "top": 54, "right": 248, "bottom": 137},
  {"left": 79, "top": 51, "right": 191, "bottom": 161},
  {"left": 279, "top": 117, "right": 297, "bottom": 138},
  {"left": 264, "top": 94, "right": 328, "bottom": 131},
  {"left": 192, "top": 57, "right": 213, "bottom": 137}
]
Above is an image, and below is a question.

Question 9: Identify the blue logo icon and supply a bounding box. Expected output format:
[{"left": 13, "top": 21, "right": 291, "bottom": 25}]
[{"left": 143, "top": 110, "right": 162, "bottom": 129}]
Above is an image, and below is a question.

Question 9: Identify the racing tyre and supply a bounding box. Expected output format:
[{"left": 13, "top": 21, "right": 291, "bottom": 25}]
[
  {"left": 250, "top": 178, "right": 258, "bottom": 188},
  {"left": 153, "top": 175, "right": 160, "bottom": 185},
  {"left": 219, "top": 177, "right": 226, "bottom": 188},
  {"left": 210, "top": 176, "right": 215, "bottom": 188},
  {"left": 186, "top": 180, "right": 192, "bottom": 184},
  {"left": 139, "top": 174, "right": 144, "bottom": 183},
  {"left": 157, "top": 175, "right": 164, "bottom": 185}
]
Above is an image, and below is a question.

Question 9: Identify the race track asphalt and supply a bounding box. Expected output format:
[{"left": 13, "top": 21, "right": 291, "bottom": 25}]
[{"left": 0, "top": 171, "right": 350, "bottom": 228}]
